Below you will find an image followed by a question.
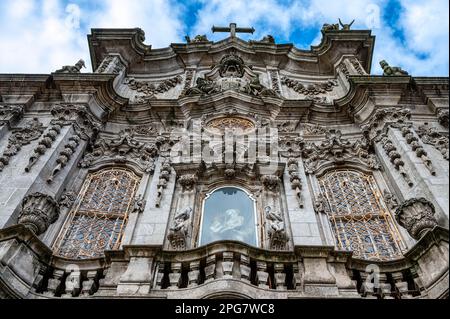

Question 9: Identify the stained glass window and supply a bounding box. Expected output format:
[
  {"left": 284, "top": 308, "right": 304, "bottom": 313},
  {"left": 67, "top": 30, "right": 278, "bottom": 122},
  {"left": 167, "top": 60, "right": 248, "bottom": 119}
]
[
  {"left": 318, "top": 170, "right": 404, "bottom": 261},
  {"left": 199, "top": 187, "right": 257, "bottom": 247},
  {"left": 55, "top": 168, "right": 140, "bottom": 259}
]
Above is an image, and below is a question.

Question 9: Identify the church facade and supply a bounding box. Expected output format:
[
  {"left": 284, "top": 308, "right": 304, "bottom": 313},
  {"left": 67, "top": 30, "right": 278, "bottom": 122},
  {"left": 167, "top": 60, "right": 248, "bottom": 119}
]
[{"left": 0, "top": 23, "right": 448, "bottom": 299}]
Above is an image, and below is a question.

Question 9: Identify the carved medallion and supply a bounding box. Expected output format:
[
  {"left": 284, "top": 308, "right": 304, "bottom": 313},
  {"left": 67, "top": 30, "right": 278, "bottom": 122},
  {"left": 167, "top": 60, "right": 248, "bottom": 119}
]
[{"left": 205, "top": 117, "right": 255, "bottom": 134}]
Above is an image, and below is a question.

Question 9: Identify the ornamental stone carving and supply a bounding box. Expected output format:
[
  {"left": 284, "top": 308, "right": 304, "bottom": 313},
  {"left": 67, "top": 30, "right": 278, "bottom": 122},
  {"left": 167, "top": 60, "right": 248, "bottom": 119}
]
[
  {"left": 58, "top": 191, "right": 77, "bottom": 209},
  {"left": 301, "top": 130, "right": 379, "bottom": 174},
  {"left": 287, "top": 158, "right": 303, "bottom": 208},
  {"left": 156, "top": 159, "right": 171, "bottom": 207},
  {"left": 265, "top": 206, "right": 288, "bottom": 250},
  {"left": 25, "top": 123, "right": 62, "bottom": 172},
  {"left": 205, "top": 117, "right": 255, "bottom": 134},
  {"left": 281, "top": 77, "right": 337, "bottom": 96},
  {"left": 261, "top": 175, "right": 280, "bottom": 192},
  {"left": 395, "top": 198, "right": 437, "bottom": 240},
  {"left": 378, "top": 136, "right": 413, "bottom": 186},
  {"left": 383, "top": 190, "right": 399, "bottom": 210},
  {"left": 0, "top": 118, "right": 44, "bottom": 172},
  {"left": 167, "top": 207, "right": 192, "bottom": 250},
  {"left": 0, "top": 104, "right": 24, "bottom": 123},
  {"left": 47, "top": 134, "right": 81, "bottom": 183},
  {"left": 131, "top": 194, "right": 146, "bottom": 214},
  {"left": 178, "top": 174, "right": 198, "bottom": 192},
  {"left": 437, "top": 109, "right": 449, "bottom": 128},
  {"left": 17, "top": 192, "right": 60, "bottom": 235},
  {"left": 416, "top": 125, "right": 449, "bottom": 161},
  {"left": 54, "top": 59, "right": 85, "bottom": 73},
  {"left": 79, "top": 131, "right": 158, "bottom": 173},
  {"left": 401, "top": 126, "right": 435, "bottom": 175},
  {"left": 50, "top": 103, "right": 102, "bottom": 138},
  {"left": 126, "top": 75, "right": 183, "bottom": 103},
  {"left": 380, "top": 60, "right": 409, "bottom": 76}
]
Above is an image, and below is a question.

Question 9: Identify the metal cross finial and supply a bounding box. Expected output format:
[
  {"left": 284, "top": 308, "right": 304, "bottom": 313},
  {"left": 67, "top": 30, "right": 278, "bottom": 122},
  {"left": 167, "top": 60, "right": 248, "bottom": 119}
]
[{"left": 211, "top": 23, "right": 255, "bottom": 38}]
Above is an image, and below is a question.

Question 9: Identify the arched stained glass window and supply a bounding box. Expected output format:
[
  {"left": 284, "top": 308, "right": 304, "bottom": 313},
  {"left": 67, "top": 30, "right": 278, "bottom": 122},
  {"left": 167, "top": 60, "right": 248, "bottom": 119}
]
[
  {"left": 199, "top": 187, "right": 257, "bottom": 247},
  {"left": 55, "top": 168, "right": 140, "bottom": 259},
  {"left": 318, "top": 170, "right": 404, "bottom": 261}
]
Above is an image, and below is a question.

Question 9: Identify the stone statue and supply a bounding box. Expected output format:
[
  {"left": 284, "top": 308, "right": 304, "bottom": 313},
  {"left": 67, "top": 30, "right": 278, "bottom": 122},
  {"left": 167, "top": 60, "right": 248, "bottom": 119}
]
[
  {"left": 322, "top": 23, "right": 339, "bottom": 31},
  {"left": 380, "top": 60, "right": 409, "bottom": 76},
  {"left": 251, "top": 35, "right": 275, "bottom": 43},
  {"left": 184, "top": 77, "right": 220, "bottom": 96},
  {"left": 54, "top": 59, "right": 86, "bottom": 73},
  {"left": 339, "top": 18, "right": 355, "bottom": 30},
  {"left": 265, "top": 206, "right": 288, "bottom": 250},
  {"left": 168, "top": 207, "right": 192, "bottom": 250},
  {"left": 185, "top": 34, "right": 209, "bottom": 43},
  {"left": 131, "top": 194, "right": 146, "bottom": 214},
  {"left": 242, "top": 76, "right": 277, "bottom": 97}
]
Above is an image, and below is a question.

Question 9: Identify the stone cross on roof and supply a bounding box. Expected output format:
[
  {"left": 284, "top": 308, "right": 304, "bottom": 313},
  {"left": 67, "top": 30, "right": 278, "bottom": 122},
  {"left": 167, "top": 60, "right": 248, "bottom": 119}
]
[{"left": 211, "top": 23, "right": 255, "bottom": 38}]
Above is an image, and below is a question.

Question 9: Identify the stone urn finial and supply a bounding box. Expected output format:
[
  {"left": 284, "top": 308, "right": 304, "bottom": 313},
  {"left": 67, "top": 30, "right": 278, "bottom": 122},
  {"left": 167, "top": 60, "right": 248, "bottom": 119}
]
[
  {"left": 395, "top": 198, "right": 437, "bottom": 240},
  {"left": 17, "top": 192, "right": 60, "bottom": 235}
]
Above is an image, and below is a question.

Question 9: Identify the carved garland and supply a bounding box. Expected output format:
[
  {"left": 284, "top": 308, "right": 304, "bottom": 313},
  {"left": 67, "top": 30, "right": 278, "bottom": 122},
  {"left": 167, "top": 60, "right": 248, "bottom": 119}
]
[
  {"left": 416, "top": 125, "right": 449, "bottom": 161},
  {"left": 400, "top": 126, "right": 435, "bottom": 175},
  {"left": 126, "top": 76, "right": 183, "bottom": 103}
]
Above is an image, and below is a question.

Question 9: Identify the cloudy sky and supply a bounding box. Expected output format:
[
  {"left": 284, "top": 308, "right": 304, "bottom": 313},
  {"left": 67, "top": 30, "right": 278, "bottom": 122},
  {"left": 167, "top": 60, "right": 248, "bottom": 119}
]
[{"left": 0, "top": 0, "right": 448, "bottom": 76}]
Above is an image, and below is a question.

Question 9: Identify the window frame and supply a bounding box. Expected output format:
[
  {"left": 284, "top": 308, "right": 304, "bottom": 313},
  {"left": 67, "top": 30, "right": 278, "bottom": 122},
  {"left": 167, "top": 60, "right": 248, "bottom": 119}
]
[{"left": 197, "top": 185, "right": 259, "bottom": 248}]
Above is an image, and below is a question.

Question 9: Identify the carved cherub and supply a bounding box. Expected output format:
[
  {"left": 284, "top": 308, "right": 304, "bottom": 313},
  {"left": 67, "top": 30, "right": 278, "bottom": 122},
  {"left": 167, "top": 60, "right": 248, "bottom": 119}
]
[
  {"left": 55, "top": 59, "right": 86, "bottom": 73},
  {"left": 380, "top": 60, "right": 409, "bottom": 76},
  {"left": 339, "top": 18, "right": 355, "bottom": 30}
]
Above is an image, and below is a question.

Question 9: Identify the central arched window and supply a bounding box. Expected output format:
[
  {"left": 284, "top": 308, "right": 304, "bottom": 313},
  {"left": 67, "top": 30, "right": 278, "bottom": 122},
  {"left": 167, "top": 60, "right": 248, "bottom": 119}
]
[
  {"left": 199, "top": 187, "right": 257, "bottom": 247},
  {"left": 55, "top": 168, "right": 140, "bottom": 259},
  {"left": 318, "top": 170, "right": 404, "bottom": 261}
]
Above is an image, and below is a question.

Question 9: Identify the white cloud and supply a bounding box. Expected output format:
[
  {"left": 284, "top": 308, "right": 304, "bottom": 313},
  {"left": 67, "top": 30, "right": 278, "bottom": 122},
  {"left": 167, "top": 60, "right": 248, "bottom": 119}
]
[{"left": 0, "top": 0, "right": 447, "bottom": 76}]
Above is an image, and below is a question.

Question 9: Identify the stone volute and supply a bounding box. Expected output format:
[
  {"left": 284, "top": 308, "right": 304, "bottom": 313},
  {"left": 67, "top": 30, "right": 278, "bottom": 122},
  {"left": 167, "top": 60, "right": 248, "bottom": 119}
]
[
  {"left": 395, "top": 198, "right": 438, "bottom": 240},
  {"left": 17, "top": 192, "right": 60, "bottom": 236}
]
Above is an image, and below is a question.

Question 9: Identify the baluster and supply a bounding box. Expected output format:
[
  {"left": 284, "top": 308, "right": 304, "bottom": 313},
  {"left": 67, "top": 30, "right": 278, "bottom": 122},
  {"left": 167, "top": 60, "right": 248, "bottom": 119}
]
[
  {"left": 62, "top": 270, "right": 81, "bottom": 297},
  {"left": 155, "top": 262, "right": 165, "bottom": 289},
  {"left": 168, "top": 262, "right": 182, "bottom": 289},
  {"left": 274, "top": 263, "right": 287, "bottom": 290},
  {"left": 392, "top": 272, "right": 412, "bottom": 299},
  {"left": 222, "top": 252, "right": 234, "bottom": 279},
  {"left": 359, "top": 272, "right": 378, "bottom": 299},
  {"left": 240, "top": 255, "right": 251, "bottom": 283},
  {"left": 81, "top": 270, "right": 99, "bottom": 297},
  {"left": 204, "top": 255, "right": 216, "bottom": 283},
  {"left": 292, "top": 263, "right": 303, "bottom": 290},
  {"left": 44, "top": 269, "right": 64, "bottom": 297},
  {"left": 188, "top": 261, "right": 201, "bottom": 287},
  {"left": 379, "top": 274, "right": 394, "bottom": 299},
  {"left": 256, "top": 261, "right": 269, "bottom": 289}
]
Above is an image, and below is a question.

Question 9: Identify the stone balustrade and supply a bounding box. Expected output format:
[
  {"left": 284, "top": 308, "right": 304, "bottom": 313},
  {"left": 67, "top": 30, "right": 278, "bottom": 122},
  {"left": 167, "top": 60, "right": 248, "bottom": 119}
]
[{"left": 0, "top": 224, "right": 448, "bottom": 299}]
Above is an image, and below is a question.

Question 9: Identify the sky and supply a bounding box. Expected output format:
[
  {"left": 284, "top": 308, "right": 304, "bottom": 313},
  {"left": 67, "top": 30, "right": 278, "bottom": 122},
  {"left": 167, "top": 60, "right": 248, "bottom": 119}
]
[{"left": 0, "top": 0, "right": 448, "bottom": 76}]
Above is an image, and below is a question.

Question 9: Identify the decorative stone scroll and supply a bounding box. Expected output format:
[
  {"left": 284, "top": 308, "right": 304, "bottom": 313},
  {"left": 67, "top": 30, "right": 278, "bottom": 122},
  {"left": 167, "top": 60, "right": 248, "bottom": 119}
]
[
  {"left": 0, "top": 118, "right": 44, "bottom": 172},
  {"left": 95, "top": 55, "right": 125, "bottom": 74},
  {"left": 167, "top": 206, "right": 192, "bottom": 250},
  {"left": 395, "top": 198, "right": 437, "bottom": 240},
  {"left": 265, "top": 206, "right": 289, "bottom": 250},
  {"left": 17, "top": 192, "right": 60, "bottom": 235}
]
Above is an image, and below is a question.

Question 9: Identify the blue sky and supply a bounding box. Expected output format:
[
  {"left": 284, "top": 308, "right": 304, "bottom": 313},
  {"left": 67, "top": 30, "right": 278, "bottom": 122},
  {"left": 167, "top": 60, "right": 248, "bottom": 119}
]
[{"left": 0, "top": 0, "right": 448, "bottom": 76}]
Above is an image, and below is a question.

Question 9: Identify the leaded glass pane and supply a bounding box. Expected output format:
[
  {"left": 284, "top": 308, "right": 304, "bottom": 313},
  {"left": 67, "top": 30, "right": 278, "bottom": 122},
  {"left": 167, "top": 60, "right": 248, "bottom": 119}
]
[
  {"left": 318, "top": 170, "right": 403, "bottom": 261},
  {"left": 55, "top": 168, "right": 140, "bottom": 259}
]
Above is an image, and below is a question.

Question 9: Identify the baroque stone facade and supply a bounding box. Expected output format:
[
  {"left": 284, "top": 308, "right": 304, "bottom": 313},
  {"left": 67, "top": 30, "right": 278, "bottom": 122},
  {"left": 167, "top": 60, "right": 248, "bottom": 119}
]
[{"left": 0, "top": 23, "right": 448, "bottom": 299}]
